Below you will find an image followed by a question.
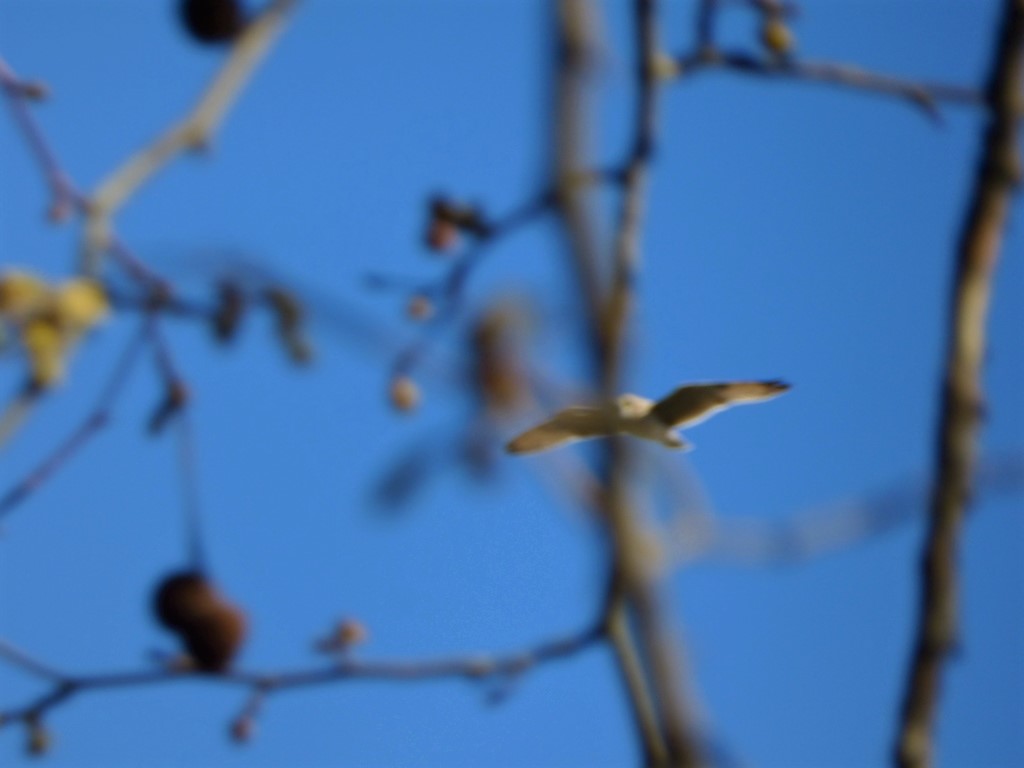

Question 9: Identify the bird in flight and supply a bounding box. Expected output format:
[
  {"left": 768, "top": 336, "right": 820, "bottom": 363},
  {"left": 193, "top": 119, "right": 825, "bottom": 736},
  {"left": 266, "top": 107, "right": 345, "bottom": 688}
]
[{"left": 506, "top": 380, "right": 790, "bottom": 455}]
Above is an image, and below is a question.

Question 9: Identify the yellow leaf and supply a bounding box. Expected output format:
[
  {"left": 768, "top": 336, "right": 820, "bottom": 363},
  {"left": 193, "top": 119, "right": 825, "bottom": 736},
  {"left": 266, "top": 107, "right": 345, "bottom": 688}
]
[
  {"left": 0, "top": 271, "right": 49, "bottom": 323},
  {"left": 54, "top": 278, "right": 110, "bottom": 332},
  {"left": 22, "top": 320, "right": 68, "bottom": 388}
]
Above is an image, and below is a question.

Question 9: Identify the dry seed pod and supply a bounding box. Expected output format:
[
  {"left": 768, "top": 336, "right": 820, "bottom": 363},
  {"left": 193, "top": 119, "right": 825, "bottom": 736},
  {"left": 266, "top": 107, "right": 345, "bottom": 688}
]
[
  {"left": 179, "top": 0, "right": 248, "bottom": 44},
  {"left": 153, "top": 571, "right": 221, "bottom": 631},
  {"left": 181, "top": 602, "right": 248, "bottom": 671},
  {"left": 152, "top": 570, "right": 248, "bottom": 671}
]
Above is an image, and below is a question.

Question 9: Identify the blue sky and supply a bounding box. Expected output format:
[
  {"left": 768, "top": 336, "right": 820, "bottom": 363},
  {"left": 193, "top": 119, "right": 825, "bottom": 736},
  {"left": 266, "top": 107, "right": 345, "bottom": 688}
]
[{"left": 1, "top": 1, "right": 1021, "bottom": 766}]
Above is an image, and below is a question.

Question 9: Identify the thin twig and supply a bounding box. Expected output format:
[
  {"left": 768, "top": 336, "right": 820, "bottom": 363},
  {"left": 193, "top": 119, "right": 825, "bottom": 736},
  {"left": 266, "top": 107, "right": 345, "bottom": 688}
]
[
  {"left": 0, "top": 323, "right": 150, "bottom": 521},
  {"left": 0, "top": 624, "right": 603, "bottom": 727},
  {"left": 82, "top": 0, "right": 300, "bottom": 270},
  {"left": 893, "top": 3, "right": 1024, "bottom": 767},
  {"left": 673, "top": 49, "right": 981, "bottom": 121}
]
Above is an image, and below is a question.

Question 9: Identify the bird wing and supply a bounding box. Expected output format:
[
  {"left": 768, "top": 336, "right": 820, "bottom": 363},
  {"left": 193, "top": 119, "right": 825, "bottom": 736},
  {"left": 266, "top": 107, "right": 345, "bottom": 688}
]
[
  {"left": 651, "top": 380, "right": 790, "bottom": 428},
  {"left": 505, "top": 406, "right": 613, "bottom": 455}
]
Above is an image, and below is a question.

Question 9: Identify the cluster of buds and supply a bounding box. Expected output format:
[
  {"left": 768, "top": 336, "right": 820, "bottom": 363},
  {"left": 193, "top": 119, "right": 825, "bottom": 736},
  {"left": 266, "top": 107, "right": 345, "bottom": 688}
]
[
  {"left": 152, "top": 570, "right": 247, "bottom": 672},
  {"left": 0, "top": 270, "right": 110, "bottom": 391},
  {"left": 423, "top": 196, "right": 489, "bottom": 254},
  {"left": 179, "top": 0, "right": 248, "bottom": 44}
]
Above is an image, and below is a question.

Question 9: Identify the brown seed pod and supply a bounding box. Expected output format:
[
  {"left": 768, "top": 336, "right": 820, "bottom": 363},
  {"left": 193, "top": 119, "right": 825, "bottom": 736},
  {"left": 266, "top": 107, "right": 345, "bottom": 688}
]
[
  {"left": 179, "top": 0, "right": 248, "bottom": 44},
  {"left": 153, "top": 571, "right": 221, "bottom": 631},
  {"left": 152, "top": 571, "right": 247, "bottom": 671},
  {"left": 180, "top": 602, "right": 248, "bottom": 672}
]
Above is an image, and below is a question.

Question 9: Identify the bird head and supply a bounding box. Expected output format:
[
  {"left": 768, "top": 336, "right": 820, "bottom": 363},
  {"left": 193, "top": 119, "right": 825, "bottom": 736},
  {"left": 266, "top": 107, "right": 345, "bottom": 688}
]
[{"left": 615, "top": 393, "right": 653, "bottom": 419}]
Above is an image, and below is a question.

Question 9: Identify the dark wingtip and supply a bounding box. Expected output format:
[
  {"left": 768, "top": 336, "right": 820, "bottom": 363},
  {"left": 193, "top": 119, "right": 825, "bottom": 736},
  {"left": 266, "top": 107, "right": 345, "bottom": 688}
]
[{"left": 766, "top": 379, "right": 791, "bottom": 392}]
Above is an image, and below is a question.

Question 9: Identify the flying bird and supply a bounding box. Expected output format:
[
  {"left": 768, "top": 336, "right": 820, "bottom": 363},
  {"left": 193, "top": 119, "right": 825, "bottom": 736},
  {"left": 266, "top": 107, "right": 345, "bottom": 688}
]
[{"left": 506, "top": 380, "right": 790, "bottom": 455}]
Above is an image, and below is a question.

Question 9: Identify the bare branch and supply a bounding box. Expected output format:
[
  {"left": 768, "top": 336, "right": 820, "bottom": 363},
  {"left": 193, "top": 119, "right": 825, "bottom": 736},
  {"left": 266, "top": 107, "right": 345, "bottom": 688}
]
[
  {"left": 0, "top": 323, "right": 149, "bottom": 521},
  {"left": 0, "top": 624, "right": 602, "bottom": 728},
  {"left": 83, "top": 0, "right": 300, "bottom": 269},
  {"left": 672, "top": 49, "right": 980, "bottom": 121},
  {"left": 894, "top": 3, "right": 1024, "bottom": 767}
]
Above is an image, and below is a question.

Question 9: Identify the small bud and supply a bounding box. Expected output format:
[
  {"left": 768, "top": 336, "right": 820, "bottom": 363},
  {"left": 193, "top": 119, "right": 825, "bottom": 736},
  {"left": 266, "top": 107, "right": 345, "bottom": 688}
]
[
  {"left": 423, "top": 196, "right": 488, "bottom": 253},
  {"left": 211, "top": 281, "right": 246, "bottom": 344},
  {"left": 406, "top": 294, "right": 434, "bottom": 321},
  {"left": 760, "top": 16, "right": 794, "bottom": 56},
  {"left": 17, "top": 80, "right": 50, "bottom": 101},
  {"left": 230, "top": 716, "right": 255, "bottom": 744},
  {"left": 424, "top": 218, "right": 459, "bottom": 253},
  {"left": 388, "top": 376, "right": 420, "bottom": 412},
  {"left": 26, "top": 718, "right": 51, "bottom": 757},
  {"left": 314, "top": 618, "right": 369, "bottom": 654}
]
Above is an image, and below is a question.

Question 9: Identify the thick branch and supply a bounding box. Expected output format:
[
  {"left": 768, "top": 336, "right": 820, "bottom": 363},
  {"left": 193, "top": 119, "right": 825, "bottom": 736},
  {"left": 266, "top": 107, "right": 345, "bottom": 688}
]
[{"left": 893, "top": 3, "right": 1023, "bottom": 767}]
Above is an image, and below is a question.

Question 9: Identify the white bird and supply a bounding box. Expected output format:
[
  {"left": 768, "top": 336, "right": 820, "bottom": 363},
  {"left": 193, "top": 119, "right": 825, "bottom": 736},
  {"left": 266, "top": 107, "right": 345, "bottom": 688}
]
[{"left": 506, "top": 380, "right": 790, "bottom": 455}]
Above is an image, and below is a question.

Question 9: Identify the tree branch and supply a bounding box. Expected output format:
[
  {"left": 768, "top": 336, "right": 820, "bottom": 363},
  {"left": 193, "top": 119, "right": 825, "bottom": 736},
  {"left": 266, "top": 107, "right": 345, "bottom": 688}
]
[
  {"left": 0, "top": 624, "right": 602, "bottom": 728},
  {"left": 83, "top": 0, "right": 299, "bottom": 270},
  {"left": 893, "top": 3, "right": 1024, "bottom": 767},
  {"left": 672, "top": 49, "right": 980, "bottom": 122}
]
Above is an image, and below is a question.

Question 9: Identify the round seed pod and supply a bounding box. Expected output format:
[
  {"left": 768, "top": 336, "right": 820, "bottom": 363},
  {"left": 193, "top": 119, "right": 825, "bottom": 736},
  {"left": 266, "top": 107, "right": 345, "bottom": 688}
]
[
  {"left": 179, "top": 0, "right": 247, "bottom": 44},
  {"left": 180, "top": 601, "right": 248, "bottom": 671},
  {"left": 152, "top": 570, "right": 248, "bottom": 671},
  {"left": 152, "top": 571, "right": 220, "bottom": 631}
]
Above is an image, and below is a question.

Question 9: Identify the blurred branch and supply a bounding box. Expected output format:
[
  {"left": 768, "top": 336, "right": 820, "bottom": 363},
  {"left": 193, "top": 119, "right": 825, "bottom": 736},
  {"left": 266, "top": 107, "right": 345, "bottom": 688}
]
[
  {"left": 0, "top": 57, "right": 169, "bottom": 288},
  {"left": 673, "top": 0, "right": 982, "bottom": 124},
  {"left": 894, "top": 3, "right": 1023, "bottom": 767},
  {"left": 550, "top": 3, "right": 670, "bottom": 765},
  {"left": 603, "top": 3, "right": 703, "bottom": 765},
  {"left": 84, "top": 0, "right": 299, "bottom": 270},
  {"left": 0, "top": 624, "right": 602, "bottom": 729},
  {"left": 551, "top": 2, "right": 705, "bottom": 766},
  {"left": 0, "top": 322, "right": 150, "bottom": 522},
  {"left": 665, "top": 453, "right": 1024, "bottom": 567},
  {"left": 672, "top": 49, "right": 980, "bottom": 121}
]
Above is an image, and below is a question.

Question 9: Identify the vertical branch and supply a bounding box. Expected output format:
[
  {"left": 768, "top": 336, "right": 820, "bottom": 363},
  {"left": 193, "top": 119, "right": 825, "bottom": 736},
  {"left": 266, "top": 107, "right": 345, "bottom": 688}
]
[
  {"left": 551, "top": 1, "right": 703, "bottom": 765},
  {"left": 894, "top": 3, "right": 1024, "bottom": 767},
  {"left": 603, "top": 3, "right": 702, "bottom": 765},
  {"left": 550, "top": 3, "right": 669, "bottom": 766}
]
